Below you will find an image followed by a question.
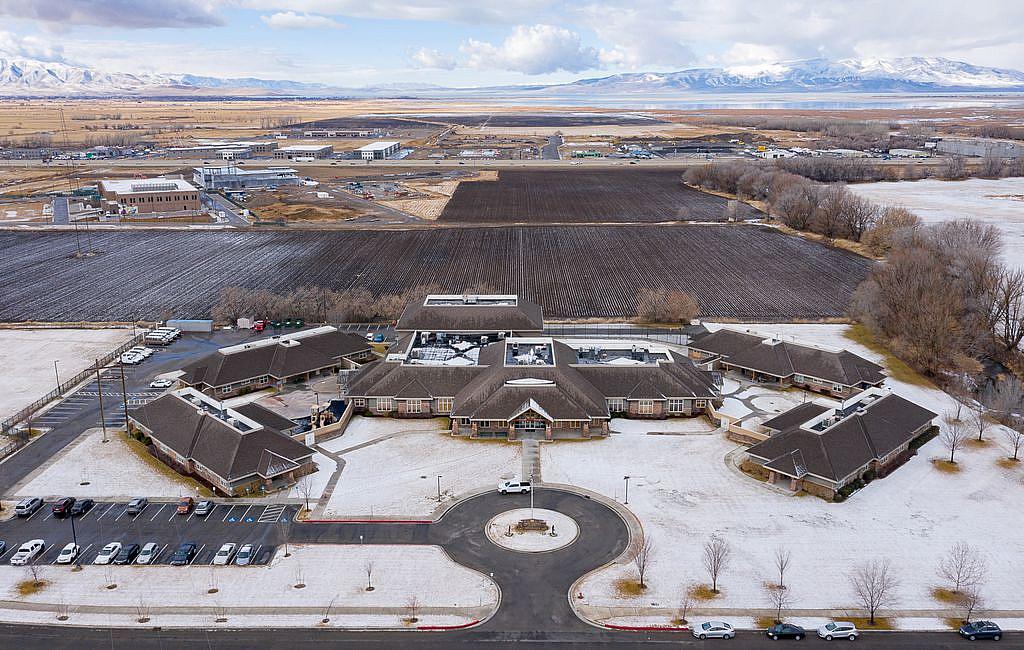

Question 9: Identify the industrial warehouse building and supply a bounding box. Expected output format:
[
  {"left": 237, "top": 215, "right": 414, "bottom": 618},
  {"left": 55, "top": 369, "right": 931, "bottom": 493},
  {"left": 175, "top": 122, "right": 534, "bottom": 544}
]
[
  {"left": 274, "top": 145, "right": 334, "bottom": 160},
  {"left": 164, "top": 140, "right": 279, "bottom": 158},
  {"left": 346, "top": 295, "right": 721, "bottom": 439},
  {"left": 357, "top": 141, "right": 401, "bottom": 160},
  {"left": 98, "top": 177, "right": 200, "bottom": 215},
  {"left": 180, "top": 326, "right": 374, "bottom": 398},
  {"left": 193, "top": 165, "right": 300, "bottom": 190}
]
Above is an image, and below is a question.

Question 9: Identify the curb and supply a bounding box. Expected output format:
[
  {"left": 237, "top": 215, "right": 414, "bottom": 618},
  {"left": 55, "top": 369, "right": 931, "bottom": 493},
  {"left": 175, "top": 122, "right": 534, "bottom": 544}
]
[
  {"left": 605, "top": 623, "right": 690, "bottom": 632},
  {"left": 302, "top": 519, "right": 432, "bottom": 524},
  {"left": 417, "top": 619, "right": 480, "bottom": 631}
]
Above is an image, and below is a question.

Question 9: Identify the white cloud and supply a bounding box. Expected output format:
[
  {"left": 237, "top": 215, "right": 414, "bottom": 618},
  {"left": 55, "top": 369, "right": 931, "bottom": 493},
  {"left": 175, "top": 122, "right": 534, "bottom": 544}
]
[
  {"left": 0, "top": 30, "right": 66, "bottom": 61},
  {"left": 260, "top": 11, "right": 344, "bottom": 30},
  {"left": 0, "top": 0, "right": 224, "bottom": 29},
  {"left": 460, "top": 24, "right": 599, "bottom": 74},
  {"left": 409, "top": 47, "right": 456, "bottom": 70}
]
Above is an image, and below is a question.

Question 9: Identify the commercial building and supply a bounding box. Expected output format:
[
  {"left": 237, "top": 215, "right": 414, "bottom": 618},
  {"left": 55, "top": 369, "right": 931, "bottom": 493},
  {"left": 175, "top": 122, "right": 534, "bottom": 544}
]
[
  {"left": 128, "top": 388, "right": 316, "bottom": 496},
  {"left": 180, "top": 326, "right": 374, "bottom": 398},
  {"left": 357, "top": 141, "right": 401, "bottom": 160},
  {"left": 98, "top": 177, "right": 200, "bottom": 215},
  {"left": 934, "top": 137, "right": 1022, "bottom": 159},
  {"left": 743, "top": 387, "right": 937, "bottom": 499},
  {"left": 163, "top": 141, "right": 278, "bottom": 158},
  {"left": 347, "top": 295, "right": 721, "bottom": 439},
  {"left": 274, "top": 145, "right": 334, "bottom": 160},
  {"left": 688, "top": 328, "right": 885, "bottom": 398},
  {"left": 193, "top": 165, "right": 300, "bottom": 190}
]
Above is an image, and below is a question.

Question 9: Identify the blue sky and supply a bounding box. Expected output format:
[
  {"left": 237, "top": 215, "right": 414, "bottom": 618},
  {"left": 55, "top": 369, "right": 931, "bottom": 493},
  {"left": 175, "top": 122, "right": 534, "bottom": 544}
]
[{"left": 1, "top": 1, "right": 1022, "bottom": 86}]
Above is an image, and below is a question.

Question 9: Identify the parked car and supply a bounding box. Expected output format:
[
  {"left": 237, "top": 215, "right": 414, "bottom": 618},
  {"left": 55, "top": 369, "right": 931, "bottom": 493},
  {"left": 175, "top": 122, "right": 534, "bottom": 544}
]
[
  {"left": 253, "top": 320, "right": 267, "bottom": 332},
  {"left": 50, "top": 497, "right": 76, "bottom": 519},
  {"left": 127, "top": 346, "right": 154, "bottom": 358},
  {"left": 149, "top": 378, "right": 174, "bottom": 389},
  {"left": 234, "top": 544, "right": 254, "bottom": 566},
  {"left": 176, "top": 496, "right": 194, "bottom": 515},
  {"left": 55, "top": 542, "right": 79, "bottom": 565},
  {"left": 817, "top": 621, "right": 859, "bottom": 641},
  {"left": 113, "top": 543, "right": 141, "bottom": 565},
  {"left": 93, "top": 542, "right": 122, "bottom": 565},
  {"left": 212, "top": 543, "right": 237, "bottom": 566},
  {"left": 14, "top": 497, "right": 43, "bottom": 518},
  {"left": 169, "top": 543, "right": 197, "bottom": 566},
  {"left": 0, "top": 542, "right": 6, "bottom": 556},
  {"left": 10, "top": 539, "right": 45, "bottom": 565},
  {"left": 194, "top": 500, "right": 215, "bottom": 516},
  {"left": 120, "top": 352, "right": 144, "bottom": 365},
  {"left": 70, "top": 498, "right": 95, "bottom": 517},
  {"left": 136, "top": 542, "right": 159, "bottom": 565},
  {"left": 497, "top": 478, "right": 531, "bottom": 494},
  {"left": 373, "top": 333, "right": 385, "bottom": 343},
  {"left": 959, "top": 621, "right": 1002, "bottom": 641},
  {"left": 692, "top": 621, "right": 735, "bottom": 640},
  {"left": 766, "top": 623, "right": 806, "bottom": 640},
  {"left": 126, "top": 497, "right": 148, "bottom": 515}
]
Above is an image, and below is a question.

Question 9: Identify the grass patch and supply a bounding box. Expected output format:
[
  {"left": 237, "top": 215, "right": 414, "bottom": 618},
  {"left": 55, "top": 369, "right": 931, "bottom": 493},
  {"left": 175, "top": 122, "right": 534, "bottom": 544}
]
[
  {"left": 932, "top": 459, "right": 962, "bottom": 474},
  {"left": 755, "top": 616, "right": 778, "bottom": 629},
  {"left": 931, "top": 586, "right": 963, "bottom": 604},
  {"left": 944, "top": 617, "right": 967, "bottom": 630},
  {"left": 16, "top": 579, "right": 49, "bottom": 596},
  {"left": 613, "top": 577, "right": 647, "bottom": 597},
  {"left": 997, "top": 457, "right": 1021, "bottom": 469},
  {"left": 843, "top": 324, "right": 932, "bottom": 387},
  {"left": 120, "top": 433, "right": 213, "bottom": 497},
  {"left": 966, "top": 438, "right": 991, "bottom": 448},
  {"left": 844, "top": 617, "right": 895, "bottom": 630},
  {"left": 687, "top": 584, "right": 720, "bottom": 601}
]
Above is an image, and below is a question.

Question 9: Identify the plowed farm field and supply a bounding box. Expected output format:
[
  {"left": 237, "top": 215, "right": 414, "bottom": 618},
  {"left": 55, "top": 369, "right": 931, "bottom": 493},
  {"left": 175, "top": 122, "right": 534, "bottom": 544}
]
[
  {"left": 0, "top": 226, "right": 870, "bottom": 322},
  {"left": 438, "top": 169, "right": 762, "bottom": 223}
]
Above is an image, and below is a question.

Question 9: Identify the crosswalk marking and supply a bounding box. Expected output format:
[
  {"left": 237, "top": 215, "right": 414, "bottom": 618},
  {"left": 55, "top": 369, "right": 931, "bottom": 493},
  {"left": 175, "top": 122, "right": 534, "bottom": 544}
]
[{"left": 257, "top": 504, "right": 286, "bottom": 523}]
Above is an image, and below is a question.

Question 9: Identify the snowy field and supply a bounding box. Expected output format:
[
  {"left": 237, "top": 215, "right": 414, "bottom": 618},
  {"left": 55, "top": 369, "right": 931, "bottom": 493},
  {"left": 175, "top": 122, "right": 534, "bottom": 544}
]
[
  {"left": 322, "top": 428, "right": 520, "bottom": 518},
  {"left": 13, "top": 429, "right": 199, "bottom": 500},
  {"left": 0, "top": 544, "right": 497, "bottom": 629},
  {"left": 322, "top": 416, "right": 448, "bottom": 453},
  {"left": 0, "top": 328, "right": 133, "bottom": 419},
  {"left": 850, "top": 177, "right": 1024, "bottom": 271},
  {"left": 546, "top": 322, "right": 1024, "bottom": 616}
]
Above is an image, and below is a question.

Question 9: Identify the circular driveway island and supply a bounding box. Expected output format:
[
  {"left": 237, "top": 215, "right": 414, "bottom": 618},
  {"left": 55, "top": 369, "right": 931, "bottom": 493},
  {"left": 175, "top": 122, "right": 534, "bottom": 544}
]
[{"left": 485, "top": 507, "right": 579, "bottom": 552}]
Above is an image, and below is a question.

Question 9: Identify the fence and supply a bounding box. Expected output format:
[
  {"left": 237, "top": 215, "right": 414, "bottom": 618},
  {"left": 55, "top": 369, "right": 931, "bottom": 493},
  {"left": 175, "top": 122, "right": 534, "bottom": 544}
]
[{"left": 0, "top": 332, "right": 145, "bottom": 443}]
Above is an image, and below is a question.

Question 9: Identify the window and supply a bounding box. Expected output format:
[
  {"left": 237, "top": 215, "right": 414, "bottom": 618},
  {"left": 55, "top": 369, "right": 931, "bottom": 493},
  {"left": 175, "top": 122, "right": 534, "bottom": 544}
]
[
  {"left": 668, "top": 398, "right": 686, "bottom": 412},
  {"left": 478, "top": 420, "right": 491, "bottom": 428},
  {"left": 436, "top": 397, "right": 453, "bottom": 413},
  {"left": 833, "top": 384, "right": 844, "bottom": 392},
  {"left": 567, "top": 420, "right": 581, "bottom": 429},
  {"left": 353, "top": 398, "right": 365, "bottom": 407},
  {"left": 377, "top": 397, "right": 393, "bottom": 412},
  {"left": 607, "top": 398, "right": 624, "bottom": 412},
  {"left": 794, "top": 374, "right": 805, "bottom": 383},
  {"left": 220, "top": 386, "right": 231, "bottom": 394},
  {"left": 638, "top": 399, "right": 654, "bottom": 415},
  {"left": 406, "top": 399, "right": 422, "bottom": 414}
]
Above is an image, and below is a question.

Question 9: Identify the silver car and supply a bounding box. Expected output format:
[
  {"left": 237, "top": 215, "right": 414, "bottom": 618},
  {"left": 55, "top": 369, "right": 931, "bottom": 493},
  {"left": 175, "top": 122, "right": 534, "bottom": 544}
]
[
  {"left": 136, "top": 542, "right": 159, "bottom": 565},
  {"left": 212, "top": 543, "right": 236, "bottom": 566},
  {"left": 234, "top": 543, "right": 254, "bottom": 566},
  {"left": 692, "top": 620, "right": 735, "bottom": 640}
]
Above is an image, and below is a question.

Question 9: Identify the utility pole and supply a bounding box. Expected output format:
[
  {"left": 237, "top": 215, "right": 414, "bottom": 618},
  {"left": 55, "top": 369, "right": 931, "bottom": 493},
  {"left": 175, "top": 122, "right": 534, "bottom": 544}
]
[
  {"left": 119, "top": 362, "right": 130, "bottom": 432},
  {"left": 95, "top": 359, "right": 107, "bottom": 443},
  {"left": 54, "top": 360, "right": 60, "bottom": 392},
  {"left": 436, "top": 475, "right": 442, "bottom": 502},
  {"left": 530, "top": 472, "right": 535, "bottom": 520},
  {"left": 623, "top": 475, "right": 631, "bottom": 505}
]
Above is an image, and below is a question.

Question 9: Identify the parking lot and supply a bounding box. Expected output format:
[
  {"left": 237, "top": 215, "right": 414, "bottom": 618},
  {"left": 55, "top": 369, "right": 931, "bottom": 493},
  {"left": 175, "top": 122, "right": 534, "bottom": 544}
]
[{"left": 0, "top": 499, "right": 297, "bottom": 567}]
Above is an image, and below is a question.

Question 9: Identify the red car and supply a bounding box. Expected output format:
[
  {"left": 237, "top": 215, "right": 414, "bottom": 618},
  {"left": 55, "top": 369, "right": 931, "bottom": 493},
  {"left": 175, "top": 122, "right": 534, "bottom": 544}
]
[
  {"left": 51, "top": 497, "right": 76, "bottom": 519},
  {"left": 253, "top": 320, "right": 267, "bottom": 332}
]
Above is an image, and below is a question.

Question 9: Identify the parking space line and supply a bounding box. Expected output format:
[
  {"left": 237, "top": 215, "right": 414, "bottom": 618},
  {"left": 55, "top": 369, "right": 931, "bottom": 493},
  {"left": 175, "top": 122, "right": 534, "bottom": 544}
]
[
  {"left": 237, "top": 504, "right": 253, "bottom": 522},
  {"left": 221, "top": 505, "right": 237, "bottom": 522},
  {"left": 186, "top": 508, "right": 196, "bottom": 522},
  {"left": 189, "top": 544, "right": 206, "bottom": 565},
  {"left": 253, "top": 544, "right": 263, "bottom": 563},
  {"left": 149, "top": 504, "right": 166, "bottom": 521},
  {"left": 79, "top": 543, "right": 93, "bottom": 561},
  {"left": 168, "top": 508, "right": 178, "bottom": 522},
  {"left": 95, "top": 503, "right": 117, "bottom": 521},
  {"left": 114, "top": 506, "right": 131, "bottom": 522},
  {"left": 24, "top": 506, "right": 45, "bottom": 521},
  {"left": 152, "top": 544, "right": 167, "bottom": 565}
]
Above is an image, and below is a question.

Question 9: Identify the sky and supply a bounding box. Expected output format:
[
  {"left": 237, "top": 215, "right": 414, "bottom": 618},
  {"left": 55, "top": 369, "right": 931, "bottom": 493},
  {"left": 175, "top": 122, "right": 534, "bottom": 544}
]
[{"left": 0, "top": 0, "right": 1022, "bottom": 87}]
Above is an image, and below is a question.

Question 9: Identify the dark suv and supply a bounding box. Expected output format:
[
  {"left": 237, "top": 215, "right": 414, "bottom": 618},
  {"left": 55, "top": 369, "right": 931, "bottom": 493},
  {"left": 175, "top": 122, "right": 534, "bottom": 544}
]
[
  {"left": 766, "top": 623, "right": 806, "bottom": 640},
  {"left": 959, "top": 621, "right": 1002, "bottom": 641},
  {"left": 70, "top": 498, "right": 95, "bottom": 517},
  {"left": 169, "top": 543, "right": 197, "bottom": 566},
  {"left": 113, "top": 543, "right": 141, "bottom": 565},
  {"left": 51, "top": 497, "right": 76, "bottom": 519}
]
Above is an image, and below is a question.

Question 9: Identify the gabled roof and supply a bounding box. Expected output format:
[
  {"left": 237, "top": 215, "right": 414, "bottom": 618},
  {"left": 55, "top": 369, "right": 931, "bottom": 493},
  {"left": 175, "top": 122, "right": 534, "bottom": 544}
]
[
  {"left": 747, "top": 393, "right": 936, "bottom": 483},
  {"left": 690, "top": 329, "right": 885, "bottom": 387},
  {"left": 762, "top": 402, "right": 830, "bottom": 432},
  {"left": 396, "top": 297, "right": 544, "bottom": 333}
]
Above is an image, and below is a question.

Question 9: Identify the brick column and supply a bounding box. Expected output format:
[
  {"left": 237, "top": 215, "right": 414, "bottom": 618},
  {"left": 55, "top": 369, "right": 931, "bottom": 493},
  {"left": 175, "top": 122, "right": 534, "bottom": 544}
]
[
  {"left": 545, "top": 424, "right": 553, "bottom": 440},
  {"left": 508, "top": 424, "right": 516, "bottom": 440},
  {"left": 471, "top": 422, "right": 479, "bottom": 439},
  {"left": 582, "top": 422, "right": 591, "bottom": 439}
]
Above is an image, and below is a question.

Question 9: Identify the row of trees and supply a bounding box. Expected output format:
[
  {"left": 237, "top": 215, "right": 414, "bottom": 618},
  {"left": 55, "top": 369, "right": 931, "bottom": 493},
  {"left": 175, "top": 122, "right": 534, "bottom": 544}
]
[{"left": 634, "top": 288, "right": 699, "bottom": 324}]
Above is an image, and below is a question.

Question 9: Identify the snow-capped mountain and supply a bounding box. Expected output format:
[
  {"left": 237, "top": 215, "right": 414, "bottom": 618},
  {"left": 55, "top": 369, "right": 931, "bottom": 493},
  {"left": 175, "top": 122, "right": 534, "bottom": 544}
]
[{"left": 1, "top": 54, "right": 1023, "bottom": 97}]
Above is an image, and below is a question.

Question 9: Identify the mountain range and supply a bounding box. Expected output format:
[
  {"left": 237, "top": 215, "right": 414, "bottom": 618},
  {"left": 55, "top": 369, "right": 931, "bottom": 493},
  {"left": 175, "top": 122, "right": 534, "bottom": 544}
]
[{"left": 2, "top": 55, "right": 1023, "bottom": 97}]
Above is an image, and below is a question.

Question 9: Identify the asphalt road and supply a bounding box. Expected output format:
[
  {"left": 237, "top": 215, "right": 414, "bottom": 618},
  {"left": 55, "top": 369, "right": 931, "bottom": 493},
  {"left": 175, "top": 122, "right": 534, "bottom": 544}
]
[
  {"left": 542, "top": 134, "right": 563, "bottom": 160},
  {"left": 202, "top": 192, "right": 250, "bottom": 227},
  {"left": 51, "top": 197, "right": 69, "bottom": 225}
]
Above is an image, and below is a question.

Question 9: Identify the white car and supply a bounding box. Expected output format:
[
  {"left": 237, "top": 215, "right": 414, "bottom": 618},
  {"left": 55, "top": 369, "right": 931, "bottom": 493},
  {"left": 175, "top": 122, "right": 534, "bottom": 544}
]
[
  {"left": 234, "top": 544, "right": 254, "bottom": 566},
  {"left": 212, "top": 543, "right": 237, "bottom": 566},
  {"left": 149, "top": 378, "right": 174, "bottom": 389},
  {"left": 817, "top": 621, "right": 859, "bottom": 641},
  {"left": 136, "top": 542, "right": 159, "bottom": 565},
  {"left": 93, "top": 542, "right": 122, "bottom": 565},
  {"left": 10, "top": 539, "right": 45, "bottom": 565},
  {"left": 55, "top": 542, "right": 79, "bottom": 565},
  {"left": 120, "top": 352, "right": 144, "bottom": 365},
  {"left": 692, "top": 621, "right": 735, "bottom": 640},
  {"left": 497, "top": 478, "right": 532, "bottom": 494},
  {"left": 127, "top": 346, "right": 154, "bottom": 358}
]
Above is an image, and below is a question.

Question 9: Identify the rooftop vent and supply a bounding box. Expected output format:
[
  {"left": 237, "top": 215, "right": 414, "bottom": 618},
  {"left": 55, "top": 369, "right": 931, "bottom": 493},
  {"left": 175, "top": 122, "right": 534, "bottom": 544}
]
[{"left": 130, "top": 182, "right": 177, "bottom": 193}]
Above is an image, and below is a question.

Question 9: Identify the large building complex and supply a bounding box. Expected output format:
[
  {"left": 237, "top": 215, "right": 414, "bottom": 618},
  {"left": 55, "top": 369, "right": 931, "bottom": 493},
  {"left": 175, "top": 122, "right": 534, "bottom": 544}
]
[
  {"left": 346, "top": 295, "right": 721, "bottom": 439},
  {"left": 357, "top": 141, "right": 401, "bottom": 160},
  {"left": 98, "top": 177, "right": 201, "bottom": 215},
  {"left": 164, "top": 140, "right": 279, "bottom": 158},
  {"left": 193, "top": 165, "right": 300, "bottom": 190},
  {"left": 274, "top": 145, "right": 334, "bottom": 160}
]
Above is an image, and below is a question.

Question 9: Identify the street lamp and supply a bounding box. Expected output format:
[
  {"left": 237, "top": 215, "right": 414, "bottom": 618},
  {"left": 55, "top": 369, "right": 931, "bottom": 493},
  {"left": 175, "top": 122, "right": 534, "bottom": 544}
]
[
  {"left": 623, "top": 475, "right": 631, "bottom": 504},
  {"left": 53, "top": 360, "right": 60, "bottom": 391},
  {"left": 530, "top": 472, "right": 535, "bottom": 520},
  {"left": 436, "top": 475, "right": 442, "bottom": 502},
  {"left": 69, "top": 511, "right": 79, "bottom": 566}
]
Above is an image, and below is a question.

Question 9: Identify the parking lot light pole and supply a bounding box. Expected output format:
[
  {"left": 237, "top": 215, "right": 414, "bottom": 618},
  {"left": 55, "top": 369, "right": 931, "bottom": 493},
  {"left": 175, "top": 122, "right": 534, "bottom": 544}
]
[
  {"left": 54, "top": 360, "right": 60, "bottom": 391},
  {"left": 623, "top": 475, "right": 631, "bottom": 505},
  {"left": 95, "top": 359, "right": 108, "bottom": 443},
  {"left": 69, "top": 513, "right": 78, "bottom": 565},
  {"left": 436, "top": 475, "right": 442, "bottom": 502}
]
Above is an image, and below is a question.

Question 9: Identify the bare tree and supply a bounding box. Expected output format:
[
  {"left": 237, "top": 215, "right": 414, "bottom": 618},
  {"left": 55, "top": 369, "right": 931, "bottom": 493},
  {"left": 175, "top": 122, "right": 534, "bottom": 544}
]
[
  {"left": 938, "top": 541, "right": 987, "bottom": 594},
  {"left": 296, "top": 474, "right": 315, "bottom": 514},
  {"left": 635, "top": 288, "right": 700, "bottom": 324},
  {"left": 849, "top": 558, "right": 899, "bottom": 625},
  {"left": 677, "top": 584, "right": 695, "bottom": 625},
  {"left": 136, "top": 596, "right": 151, "bottom": 623},
  {"left": 967, "top": 407, "right": 990, "bottom": 443},
  {"left": 405, "top": 595, "right": 421, "bottom": 623},
  {"left": 1002, "top": 425, "right": 1024, "bottom": 461},
  {"left": 957, "top": 586, "right": 985, "bottom": 624},
  {"left": 764, "top": 581, "right": 794, "bottom": 624},
  {"left": 985, "top": 375, "right": 1023, "bottom": 424},
  {"left": 633, "top": 535, "right": 654, "bottom": 589},
  {"left": 321, "top": 595, "right": 337, "bottom": 624},
  {"left": 293, "top": 563, "right": 306, "bottom": 589},
  {"left": 703, "top": 535, "right": 731, "bottom": 593},
  {"left": 774, "top": 547, "right": 792, "bottom": 590},
  {"left": 990, "top": 270, "right": 1024, "bottom": 352},
  {"left": 941, "top": 418, "right": 970, "bottom": 464},
  {"left": 364, "top": 560, "right": 375, "bottom": 591}
]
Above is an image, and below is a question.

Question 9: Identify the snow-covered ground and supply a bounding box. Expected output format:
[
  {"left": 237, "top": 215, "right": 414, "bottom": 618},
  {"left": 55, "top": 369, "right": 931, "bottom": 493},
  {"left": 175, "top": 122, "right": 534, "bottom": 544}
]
[
  {"left": 546, "top": 322, "right": 1023, "bottom": 616},
  {"left": 0, "top": 328, "right": 134, "bottom": 419},
  {"left": 609, "top": 417, "right": 716, "bottom": 436},
  {"left": 0, "top": 544, "right": 497, "bottom": 629},
  {"left": 850, "top": 177, "right": 1024, "bottom": 271},
  {"left": 320, "top": 416, "right": 448, "bottom": 453},
  {"left": 13, "top": 429, "right": 198, "bottom": 499},
  {"left": 322, "top": 429, "right": 520, "bottom": 518}
]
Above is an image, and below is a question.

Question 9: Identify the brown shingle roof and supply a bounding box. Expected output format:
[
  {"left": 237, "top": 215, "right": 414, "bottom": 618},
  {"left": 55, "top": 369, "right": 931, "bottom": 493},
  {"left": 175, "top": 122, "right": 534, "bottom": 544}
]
[{"left": 396, "top": 299, "right": 544, "bottom": 333}]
